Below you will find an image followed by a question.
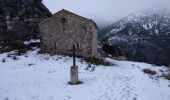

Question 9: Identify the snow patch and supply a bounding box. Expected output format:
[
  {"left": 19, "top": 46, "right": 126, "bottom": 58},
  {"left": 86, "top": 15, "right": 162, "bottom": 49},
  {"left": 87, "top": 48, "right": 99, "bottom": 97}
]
[{"left": 24, "top": 39, "right": 40, "bottom": 45}]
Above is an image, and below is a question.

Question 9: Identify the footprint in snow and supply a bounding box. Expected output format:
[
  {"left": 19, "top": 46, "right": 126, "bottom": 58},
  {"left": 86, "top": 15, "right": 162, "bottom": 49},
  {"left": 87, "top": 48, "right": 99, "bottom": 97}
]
[{"left": 133, "top": 97, "right": 137, "bottom": 100}]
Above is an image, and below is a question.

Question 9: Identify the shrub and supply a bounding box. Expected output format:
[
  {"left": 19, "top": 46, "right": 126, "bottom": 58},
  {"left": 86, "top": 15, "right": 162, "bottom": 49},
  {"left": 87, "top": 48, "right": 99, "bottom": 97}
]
[
  {"left": 102, "top": 43, "right": 122, "bottom": 57},
  {"left": 153, "top": 58, "right": 163, "bottom": 66},
  {"left": 143, "top": 68, "right": 157, "bottom": 75},
  {"left": 84, "top": 57, "right": 113, "bottom": 66},
  {"left": 9, "top": 41, "right": 26, "bottom": 50},
  {"left": 128, "top": 50, "right": 147, "bottom": 63},
  {"left": 29, "top": 42, "right": 40, "bottom": 47},
  {"left": 4, "top": 41, "right": 33, "bottom": 54}
]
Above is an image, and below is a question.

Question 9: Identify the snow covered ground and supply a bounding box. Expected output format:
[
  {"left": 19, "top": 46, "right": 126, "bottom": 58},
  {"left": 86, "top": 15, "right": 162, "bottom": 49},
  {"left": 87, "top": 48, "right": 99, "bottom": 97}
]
[{"left": 0, "top": 49, "right": 170, "bottom": 100}]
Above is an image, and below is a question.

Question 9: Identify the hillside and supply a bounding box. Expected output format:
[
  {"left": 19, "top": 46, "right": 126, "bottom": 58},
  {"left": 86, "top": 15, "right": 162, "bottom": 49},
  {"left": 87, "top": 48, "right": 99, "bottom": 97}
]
[
  {"left": 0, "top": 48, "right": 170, "bottom": 100},
  {"left": 99, "top": 9, "right": 170, "bottom": 65}
]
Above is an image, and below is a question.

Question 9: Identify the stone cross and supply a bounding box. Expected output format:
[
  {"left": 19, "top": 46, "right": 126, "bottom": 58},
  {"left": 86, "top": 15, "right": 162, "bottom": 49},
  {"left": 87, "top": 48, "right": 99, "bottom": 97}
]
[{"left": 69, "top": 44, "right": 79, "bottom": 85}]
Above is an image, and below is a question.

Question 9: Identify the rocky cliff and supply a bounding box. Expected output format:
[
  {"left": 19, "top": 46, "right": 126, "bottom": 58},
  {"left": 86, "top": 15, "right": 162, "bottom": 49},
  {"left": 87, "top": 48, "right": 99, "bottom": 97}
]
[{"left": 0, "top": 0, "right": 51, "bottom": 42}]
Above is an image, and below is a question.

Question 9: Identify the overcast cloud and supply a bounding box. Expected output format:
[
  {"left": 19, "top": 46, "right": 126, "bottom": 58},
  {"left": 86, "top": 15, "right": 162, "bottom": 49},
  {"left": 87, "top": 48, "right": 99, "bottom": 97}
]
[{"left": 43, "top": 0, "right": 170, "bottom": 22}]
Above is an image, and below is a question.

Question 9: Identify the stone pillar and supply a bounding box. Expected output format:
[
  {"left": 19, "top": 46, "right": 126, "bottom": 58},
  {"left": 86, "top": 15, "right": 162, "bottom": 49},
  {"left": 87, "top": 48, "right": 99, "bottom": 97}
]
[{"left": 70, "top": 65, "right": 79, "bottom": 85}]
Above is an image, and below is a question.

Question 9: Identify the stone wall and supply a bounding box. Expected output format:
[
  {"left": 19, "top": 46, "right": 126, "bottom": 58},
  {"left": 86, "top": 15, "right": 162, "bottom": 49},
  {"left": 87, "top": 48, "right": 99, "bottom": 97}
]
[{"left": 39, "top": 10, "right": 98, "bottom": 58}]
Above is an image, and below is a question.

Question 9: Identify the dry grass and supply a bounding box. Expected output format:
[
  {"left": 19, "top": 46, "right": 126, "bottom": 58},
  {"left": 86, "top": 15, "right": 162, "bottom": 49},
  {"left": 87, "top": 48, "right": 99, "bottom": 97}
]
[{"left": 166, "top": 72, "right": 170, "bottom": 80}]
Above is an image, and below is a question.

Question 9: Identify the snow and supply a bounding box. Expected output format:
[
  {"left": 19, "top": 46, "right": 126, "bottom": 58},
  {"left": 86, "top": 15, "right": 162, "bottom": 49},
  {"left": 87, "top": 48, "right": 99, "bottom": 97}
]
[
  {"left": 24, "top": 39, "right": 40, "bottom": 45},
  {"left": 0, "top": 49, "right": 170, "bottom": 100},
  {"left": 128, "top": 29, "right": 133, "bottom": 35},
  {"left": 108, "top": 36, "right": 128, "bottom": 44},
  {"left": 143, "top": 24, "right": 148, "bottom": 30},
  {"left": 155, "top": 29, "right": 159, "bottom": 36},
  {"left": 108, "top": 24, "right": 125, "bottom": 36}
]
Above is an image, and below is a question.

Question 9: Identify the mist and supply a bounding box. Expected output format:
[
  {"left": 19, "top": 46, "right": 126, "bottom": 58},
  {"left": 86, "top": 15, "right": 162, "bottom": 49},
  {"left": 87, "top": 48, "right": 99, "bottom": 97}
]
[{"left": 43, "top": 0, "right": 170, "bottom": 25}]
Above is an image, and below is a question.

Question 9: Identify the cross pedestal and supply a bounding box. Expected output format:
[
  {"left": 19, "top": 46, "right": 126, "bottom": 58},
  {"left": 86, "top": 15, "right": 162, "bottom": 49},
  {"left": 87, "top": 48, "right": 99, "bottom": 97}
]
[{"left": 70, "top": 65, "right": 79, "bottom": 85}]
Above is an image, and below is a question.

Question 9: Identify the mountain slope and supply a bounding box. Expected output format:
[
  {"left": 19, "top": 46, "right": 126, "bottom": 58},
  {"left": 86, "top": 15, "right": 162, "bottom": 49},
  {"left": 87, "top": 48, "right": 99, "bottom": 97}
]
[
  {"left": 0, "top": 0, "right": 52, "bottom": 41},
  {"left": 100, "top": 9, "right": 170, "bottom": 65}
]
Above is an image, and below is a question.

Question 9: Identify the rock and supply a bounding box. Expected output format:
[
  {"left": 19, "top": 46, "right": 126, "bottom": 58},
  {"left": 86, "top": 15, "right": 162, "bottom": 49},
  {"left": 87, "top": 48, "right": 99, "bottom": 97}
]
[{"left": 0, "top": 0, "right": 52, "bottom": 42}]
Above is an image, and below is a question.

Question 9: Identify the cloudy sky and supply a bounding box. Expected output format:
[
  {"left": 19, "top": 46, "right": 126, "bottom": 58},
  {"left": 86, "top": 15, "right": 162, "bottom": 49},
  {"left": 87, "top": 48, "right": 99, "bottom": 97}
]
[{"left": 43, "top": 0, "right": 170, "bottom": 22}]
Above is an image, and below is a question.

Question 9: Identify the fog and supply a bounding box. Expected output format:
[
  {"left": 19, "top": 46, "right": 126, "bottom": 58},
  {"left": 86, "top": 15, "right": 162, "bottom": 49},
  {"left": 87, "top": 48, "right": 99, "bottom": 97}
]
[{"left": 43, "top": 0, "right": 170, "bottom": 24}]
